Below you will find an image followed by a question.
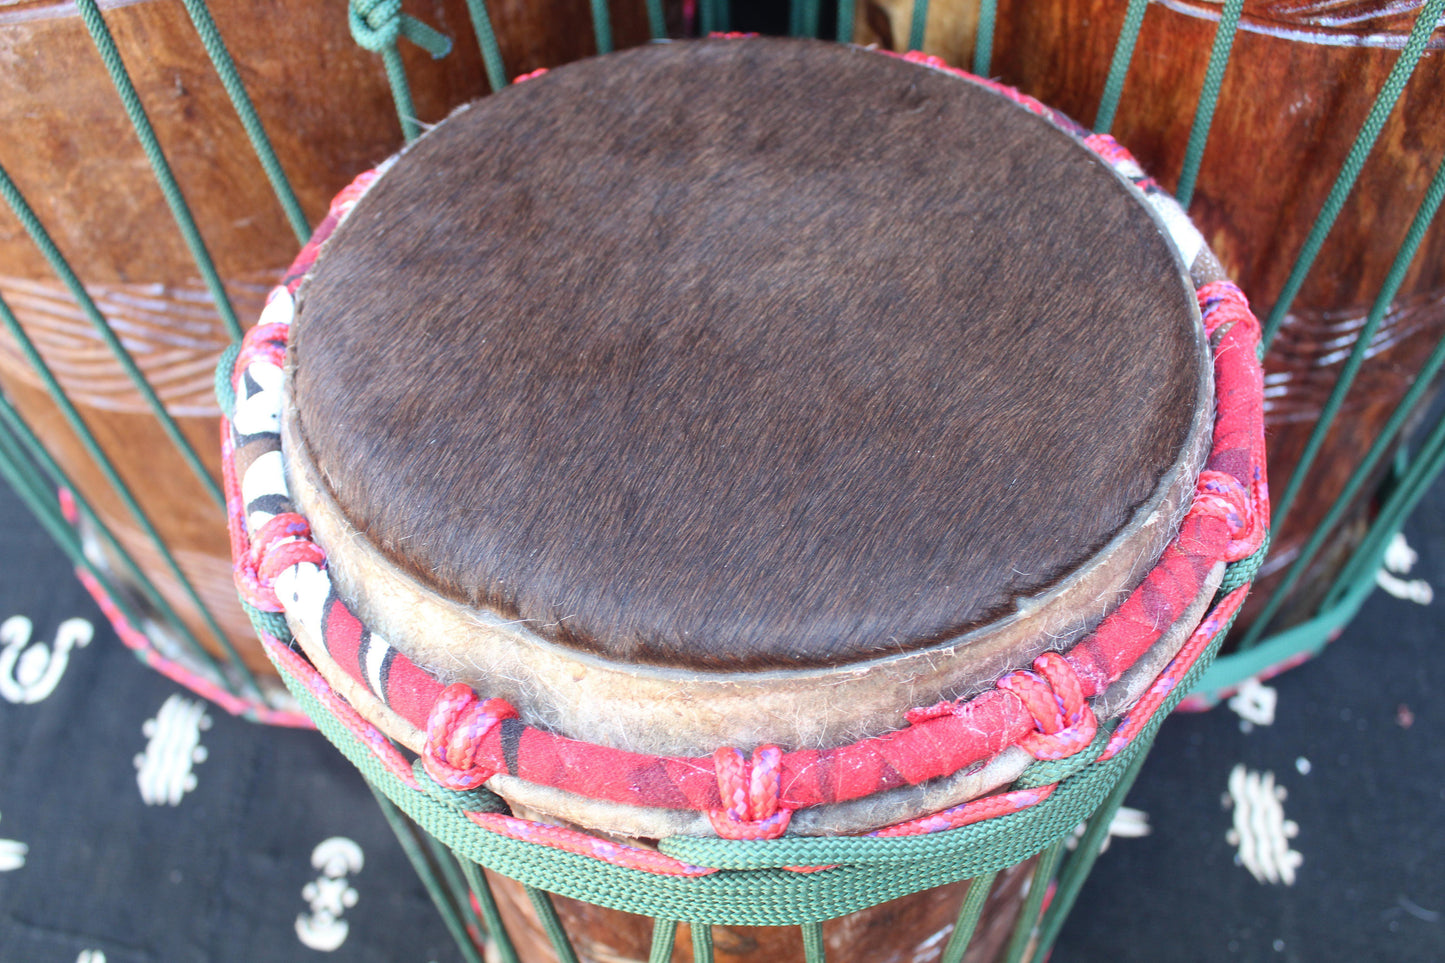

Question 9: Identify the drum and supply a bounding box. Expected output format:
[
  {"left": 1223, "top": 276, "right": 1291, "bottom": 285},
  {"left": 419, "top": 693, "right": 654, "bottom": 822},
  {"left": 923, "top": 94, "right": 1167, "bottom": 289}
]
[
  {"left": 221, "top": 37, "right": 1267, "bottom": 962},
  {"left": 0, "top": 0, "right": 659, "bottom": 718}
]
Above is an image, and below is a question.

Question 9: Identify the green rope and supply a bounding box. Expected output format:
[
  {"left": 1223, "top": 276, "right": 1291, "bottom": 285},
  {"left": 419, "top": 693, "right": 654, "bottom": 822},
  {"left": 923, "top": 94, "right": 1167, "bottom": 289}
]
[
  {"left": 1173, "top": 0, "right": 1243, "bottom": 207},
  {"left": 462, "top": 0, "right": 509, "bottom": 92},
  {"left": 648, "top": 919, "right": 677, "bottom": 963},
  {"left": 214, "top": 342, "right": 242, "bottom": 418},
  {"left": 939, "top": 871, "right": 998, "bottom": 963},
  {"left": 590, "top": 0, "right": 614, "bottom": 54},
  {"left": 692, "top": 923, "right": 715, "bottom": 963},
  {"left": 73, "top": 0, "right": 241, "bottom": 340},
  {"left": 908, "top": 0, "right": 929, "bottom": 50},
  {"left": 460, "top": 859, "right": 522, "bottom": 963},
  {"left": 1259, "top": 0, "right": 1445, "bottom": 351},
  {"left": 0, "top": 393, "right": 223, "bottom": 677},
  {"left": 1236, "top": 146, "right": 1445, "bottom": 652},
  {"left": 973, "top": 0, "right": 998, "bottom": 76},
  {"left": 348, "top": 0, "right": 453, "bottom": 143},
  {"left": 1001, "top": 839, "right": 1063, "bottom": 963},
  {"left": 834, "top": 0, "right": 854, "bottom": 44},
  {"left": 0, "top": 163, "right": 224, "bottom": 507},
  {"left": 526, "top": 885, "right": 582, "bottom": 963},
  {"left": 1092, "top": 0, "right": 1149, "bottom": 134},
  {"left": 179, "top": 0, "right": 309, "bottom": 243},
  {"left": 0, "top": 291, "right": 263, "bottom": 699},
  {"left": 647, "top": 0, "right": 668, "bottom": 41},
  {"left": 802, "top": 920, "right": 826, "bottom": 962},
  {"left": 794, "top": 0, "right": 822, "bottom": 38}
]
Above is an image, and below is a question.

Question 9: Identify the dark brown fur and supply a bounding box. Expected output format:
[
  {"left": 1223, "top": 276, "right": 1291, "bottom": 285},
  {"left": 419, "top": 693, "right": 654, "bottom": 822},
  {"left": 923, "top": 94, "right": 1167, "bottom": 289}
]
[{"left": 290, "top": 38, "right": 1202, "bottom": 670}]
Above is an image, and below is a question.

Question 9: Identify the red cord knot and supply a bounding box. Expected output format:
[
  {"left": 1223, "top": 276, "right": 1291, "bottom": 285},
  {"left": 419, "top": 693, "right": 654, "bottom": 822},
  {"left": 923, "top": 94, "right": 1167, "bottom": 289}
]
[
  {"left": 243, "top": 513, "right": 325, "bottom": 608},
  {"left": 708, "top": 745, "right": 791, "bottom": 840},
  {"left": 423, "top": 684, "right": 518, "bottom": 792},
  {"left": 234, "top": 322, "right": 289, "bottom": 388},
  {"left": 997, "top": 652, "right": 1098, "bottom": 761},
  {"left": 1193, "top": 470, "right": 1263, "bottom": 561},
  {"left": 1197, "top": 280, "right": 1259, "bottom": 341}
]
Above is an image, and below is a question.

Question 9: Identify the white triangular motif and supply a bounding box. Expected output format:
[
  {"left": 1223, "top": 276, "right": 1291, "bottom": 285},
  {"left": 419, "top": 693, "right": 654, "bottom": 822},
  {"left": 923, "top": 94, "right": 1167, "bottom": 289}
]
[
  {"left": 134, "top": 694, "right": 211, "bottom": 806},
  {"left": 1224, "top": 764, "right": 1302, "bottom": 885},
  {"left": 0, "top": 616, "right": 93, "bottom": 705},
  {"left": 296, "top": 836, "right": 364, "bottom": 952}
]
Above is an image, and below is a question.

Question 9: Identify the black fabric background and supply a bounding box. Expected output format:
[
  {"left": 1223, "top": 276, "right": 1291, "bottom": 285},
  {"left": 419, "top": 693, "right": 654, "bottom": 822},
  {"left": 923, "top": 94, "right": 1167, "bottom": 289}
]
[{"left": 0, "top": 471, "right": 1440, "bottom": 961}]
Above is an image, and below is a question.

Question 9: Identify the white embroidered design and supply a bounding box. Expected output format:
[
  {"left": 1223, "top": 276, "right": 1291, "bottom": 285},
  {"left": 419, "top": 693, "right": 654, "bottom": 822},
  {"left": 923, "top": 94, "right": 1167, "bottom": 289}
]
[
  {"left": 76, "top": 951, "right": 107, "bottom": 963},
  {"left": 1227, "top": 677, "right": 1278, "bottom": 731},
  {"left": 134, "top": 694, "right": 211, "bottom": 806},
  {"left": 0, "top": 810, "right": 27, "bottom": 872},
  {"left": 0, "top": 616, "right": 93, "bottom": 705},
  {"left": 1068, "top": 806, "right": 1151, "bottom": 854},
  {"left": 296, "top": 836, "right": 364, "bottom": 952},
  {"left": 1377, "top": 532, "right": 1433, "bottom": 604},
  {"left": 1224, "top": 764, "right": 1302, "bottom": 885}
]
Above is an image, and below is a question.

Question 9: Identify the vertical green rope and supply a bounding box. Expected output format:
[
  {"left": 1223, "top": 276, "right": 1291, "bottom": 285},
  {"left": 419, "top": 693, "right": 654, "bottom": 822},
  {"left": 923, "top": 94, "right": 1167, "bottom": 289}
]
[
  {"left": 908, "top": 0, "right": 929, "bottom": 50},
  {"left": 973, "top": 0, "right": 998, "bottom": 76},
  {"left": 462, "top": 0, "right": 509, "bottom": 93},
  {"left": 179, "top": 0, "right": 309, "bottom": 244},
  {"left": 794, "top": 0, "right": 822, "bottom": 38},
  {"left": 802, "top": 920, "right": 827, "bottom": 962},
  {"left": 835, "top": 0, "right": 855, "bottom": 43},
  {"left": 1238, "top": 145, "right": 1445, "bottom": 650},
  {"left": 73, "top": 0, "right": 240, "bottom": 339},
  {"left": 939, "top": 871, "right": 999, "bottom": 963},
  {"left": 700, "top": 0, "right": 717, "bottom": 34},
  {"left": 1259, "top": 0, "right": 1445, "bottom": 351},
  {"left": 0, "top": 291, "right": 263, "bottom": 699},
  {"left": 0, "top": 164, "right": 224, "bottom": 507},
  {"left": 1093, "top": 0, "right": 1149, "bottom": 134},
  {"left": 590, "top": 0, "right": 615, "bottom": 54},
  {"left": 1173, "top": 0, "right": 1243, "bottom": 207},
  {"left": 371, "top": 786, "right": 486, "bottom": 963},
  {"left": 1001, "top": 841, "right": 1065, "bottom": 963},
  {"left": 692, "top": 922, "right": 716, "bottom": 963},
  {"left": 0, "top": 393, "right": 223, "bottom": 677},
  {"left": 525, "top": 885, "right": 581, "bottom": 963},
  {"left": 459, "top": 859, "right": 522, "bottom": 963},
  {"left": 1031, "top": 746, "right": 1152, "bottom": 961},
  {"left": 647, "top": 0, "right": 668, "bottom": 40},
  {"left": 648, "top": 919, "right": 677, "bottom": 963},
  {"left": 348, "top": 0, "right": 454, "bottom": 144}
]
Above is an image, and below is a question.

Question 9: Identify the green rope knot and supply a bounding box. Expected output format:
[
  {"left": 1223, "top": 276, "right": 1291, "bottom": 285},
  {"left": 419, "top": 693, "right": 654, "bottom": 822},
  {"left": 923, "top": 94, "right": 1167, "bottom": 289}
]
[
  {"left": 413, "top": 759, "right": 511, "bottom": 814},
  {"left": 214, "top": 341, "right": 241, "bottom": 419},
  {"left": 348, "top": 0, "right": 453, "bottom": 59}
]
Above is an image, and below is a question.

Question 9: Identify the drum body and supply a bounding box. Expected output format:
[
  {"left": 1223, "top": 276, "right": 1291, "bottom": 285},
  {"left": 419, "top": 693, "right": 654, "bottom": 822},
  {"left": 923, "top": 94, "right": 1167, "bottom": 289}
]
[{"left": 223, "top": 38, "right": 1266, "bottom": 962}]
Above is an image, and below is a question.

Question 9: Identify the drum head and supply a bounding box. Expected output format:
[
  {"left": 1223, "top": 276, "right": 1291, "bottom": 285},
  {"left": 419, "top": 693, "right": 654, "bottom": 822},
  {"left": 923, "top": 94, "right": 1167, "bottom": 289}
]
[{"left": 284, "top": 37, "right": 1212, "bottom": 763}]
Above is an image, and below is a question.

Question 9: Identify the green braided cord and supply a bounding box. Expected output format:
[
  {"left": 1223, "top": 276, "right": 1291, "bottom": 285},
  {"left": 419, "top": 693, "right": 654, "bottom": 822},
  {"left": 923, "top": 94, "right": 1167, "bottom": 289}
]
[
  {"left": 1173, "top": 0, "right": 1243, "bottom": 207},
  {"left": 973, "top": 0, "right": 998, "bottom": 76},
  {"left": 1001, "top": 839, "right": 1064, "bottom": 963},
  {"left": 716, "top": 0, "right": 732, "bottom": 33},
  {"left": 789, "top": 0, "right": 803, "bottom": 38},
  {"left": 908, "top": 0, "right": 929, "bottom": 50},
  {"left": 590, "top": 0, "right": 615, "bottom": 54},
  {"left": 214, "top": 342, "right": 242, "bottom": 418},
  {"left": 179, "top": 0, "right": 309, "bottom": 243},
  {"left": 462, "top": 0, "right": 509, "bottom": 92},
  {"left": 73, "top": 0, "right": 241, "bottom": 340},
  {"left": 349, "top": 0, "right": 453, "bottom": 144},
  {"left": 1269, "top": 143, "right": 1445, "bottom": 545},
  {"left": 371, "top": 784, "right": 487, "bottom": 963},
  {"left": 940, "top": 872, "right": 998, "bottom": 963},
  {"left": 802, "top": 920, "right": 826, "bottom": 962},
  {"left": 242, "top": 601, "right": 292, "bottom": 645},
  {"left": 1014, "top": 722, "right": 1112, "bottom": 789},
  {"left": 649, "top": 919, "right": 677, "bottom": 963},
  {"left": 526, "top": 885, "right": 582, "bottom": 963},
  {"left": 834, "top": 0, "right": 854, "bottom": 44},
  {"left": 0, "top": 392, "right": 223, "bottom": 674},
  {"left": 794, "top": 0, "right": 822, "bottom": 38},
  {"left": 416, "top": 760, "right": 511, "bottom": 814},
  {"left": 1218, "top": 537, "right": 1269, "bottom": 597},
  {"left": 460, "top": 858, "right": 522, "bottom": 963},
  {"left": 1092, "top": 0, "right": 1149, "bottom": 134},
  {"left": 646, "top": 0, "right": 668, "bottom": 40},
  {"left": 0, "top": 291, "right": 263, "bottom": 698},
  {"left": 1030, "top": 744, "right": 1151, "bottom": 962},
  {"left": 1236, "top": 146, "right": 1445, "bottom": 652},
  {"left": 425, "top": 832, "right": 488, "bottom": 948},
  {"left": 0, "top": 163, "right": 224, "bottom": 507},
  {"left": 1259, "top": 0, "right": 1445, "bottom": 351},
  {"left": 692, "top": 923, "right": 715, "bottom": 963}
]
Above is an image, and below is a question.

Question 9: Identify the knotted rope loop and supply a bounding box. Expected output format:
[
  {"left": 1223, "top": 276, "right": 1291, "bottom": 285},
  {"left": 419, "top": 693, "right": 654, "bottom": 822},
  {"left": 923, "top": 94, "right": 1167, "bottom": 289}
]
[
  {"left": 708, "top": 745, "right": 792, "bottom": 839},
  {"left": 1194, "top": 469, "right": 1263, "bottom": 561},
  {"left": 348, "top": 0, "right": 452, "bottom": 59},
  {"left": 1198, "top": 279, "right": 1259, "bottom": 341},
  {"left": 997, "top": 652, "right": 1098, "bottom": 761},
  {"left": 423, "top": 683, "right": 517, "bottom": 791}
]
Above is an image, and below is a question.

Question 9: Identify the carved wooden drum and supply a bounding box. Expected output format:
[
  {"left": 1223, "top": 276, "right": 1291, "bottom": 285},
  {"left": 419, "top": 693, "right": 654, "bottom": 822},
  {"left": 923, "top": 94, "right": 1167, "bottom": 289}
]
[{"left": 222, "top": 37, "right": 1267, "bottom": 962}]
